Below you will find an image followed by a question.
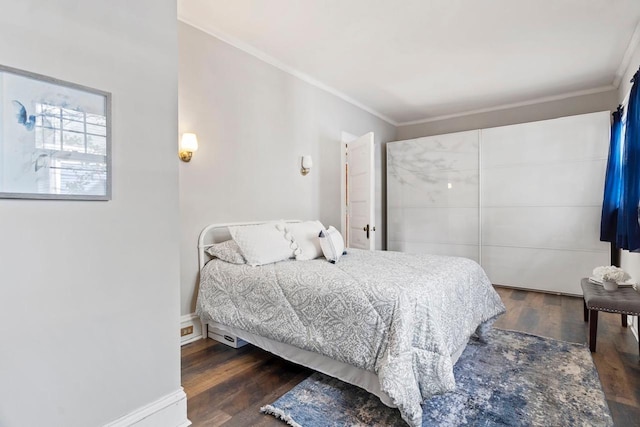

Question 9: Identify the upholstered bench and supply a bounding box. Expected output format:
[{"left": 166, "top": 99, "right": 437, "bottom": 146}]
[{"left": 581, "top": 278, "right": 640, "bottom": 356}]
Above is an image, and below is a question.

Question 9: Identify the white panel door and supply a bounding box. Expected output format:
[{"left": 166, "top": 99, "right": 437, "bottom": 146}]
[
  {"left": 387, "top": 130, "right": 480, "bottom": 261},
  {"left": 347, "top": 132, "right": 375, "bottom": 250},
  {"left": 481, "top": 111, "right": 610, "bottom": 294}
]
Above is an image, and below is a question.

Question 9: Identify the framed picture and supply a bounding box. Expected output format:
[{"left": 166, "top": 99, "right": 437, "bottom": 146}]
[{"left": 0, "top": 64, "right": 111, "bottom": 200}]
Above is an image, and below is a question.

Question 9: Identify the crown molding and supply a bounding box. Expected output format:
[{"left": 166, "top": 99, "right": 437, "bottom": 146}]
[
  {"left": 614, "top": 20, "right": 640, "bottom": 88},
  {"left": 397, "top": 85, "right": 616, "bottom": 127},
  {"left": 178, "top": 16, "right": 398, "bottom": 126}
]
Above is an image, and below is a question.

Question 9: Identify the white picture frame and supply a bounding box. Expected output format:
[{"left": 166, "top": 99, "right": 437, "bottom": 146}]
[{"left": 0, "top": 64, "right": 112, "bottom": 200}]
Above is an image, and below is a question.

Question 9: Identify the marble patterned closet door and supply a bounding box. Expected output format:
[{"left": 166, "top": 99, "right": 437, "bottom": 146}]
[
  {"left": 387, "top": 130, "right": 480, "bottom": 261},
  {"left": 480, "top": 111, "right": 610, "bottom": 295}
]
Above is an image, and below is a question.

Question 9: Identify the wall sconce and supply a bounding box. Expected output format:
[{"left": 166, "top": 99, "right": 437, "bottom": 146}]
[
  {"left": 179, "top": 133, "right": 199, "bottom": 162},
  {"left": 301, "top": 155, "right": 312, "bottom": 176}
]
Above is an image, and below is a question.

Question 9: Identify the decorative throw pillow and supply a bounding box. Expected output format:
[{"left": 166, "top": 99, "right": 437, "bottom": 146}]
[
  {"left": 318, "top": 226, "right": 346, "bottom": 263},
  {"left": 287, "top": 220, "right": 325, "bottom": 261},
  {"left": 205, "top": 240, "right": 246, "bottom": 264},
  {"left": 229, "top": 222, "right": 295, "bottom": 266}
]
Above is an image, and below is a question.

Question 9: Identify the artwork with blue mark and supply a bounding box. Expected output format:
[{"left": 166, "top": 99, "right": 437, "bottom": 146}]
[
  {"left": 0, "top": 64, "right": 111, "bottom": 200},
  {"left": 11, "top": 100, "right": 36, "bottom": 131}
]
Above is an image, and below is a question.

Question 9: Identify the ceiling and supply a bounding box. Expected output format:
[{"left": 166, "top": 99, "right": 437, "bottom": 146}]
[{"left": 178, "top": 0, "right": 640, "bottom": 125}]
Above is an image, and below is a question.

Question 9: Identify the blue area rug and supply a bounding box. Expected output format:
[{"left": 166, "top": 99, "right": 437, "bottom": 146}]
[{"left": 261, "top": 329, "right": 612, "bottom": 426}]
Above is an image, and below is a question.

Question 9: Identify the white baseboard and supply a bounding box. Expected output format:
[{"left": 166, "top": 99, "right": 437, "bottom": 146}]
[
  {"left": 104, "top": 388, "right": 190, "bottom": 427},
  {"left": 181, "top": 313, "right": 204, "bottom": 346}
]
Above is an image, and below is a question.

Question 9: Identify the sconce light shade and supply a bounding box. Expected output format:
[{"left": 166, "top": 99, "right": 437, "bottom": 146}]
[
  {"left": 179, "top": 133, "right": 198, "bottom": 162},
  {"left": 301, "top": 155, "right": 312, "bottom": 176}
]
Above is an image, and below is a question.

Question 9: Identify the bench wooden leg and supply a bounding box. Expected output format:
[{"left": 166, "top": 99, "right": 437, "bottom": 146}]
[
  {"left": 589, "top": 310, "right": 598, "bottom": 352},
  {"left": 583, "top": 300, "right": 589, "bottom": 322},
  {"left": 622, "top": 314, "right": 628, "bottom": 327}
]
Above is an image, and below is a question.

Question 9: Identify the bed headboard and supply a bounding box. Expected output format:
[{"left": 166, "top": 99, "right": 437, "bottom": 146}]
[{"left": 197, "top": 220, "right": 302, "bottom": 270}]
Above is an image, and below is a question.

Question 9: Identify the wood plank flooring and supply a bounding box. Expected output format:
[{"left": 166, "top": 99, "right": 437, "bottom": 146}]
[{"left": 182, "top": 287, "right": 640, "bottom": 426}]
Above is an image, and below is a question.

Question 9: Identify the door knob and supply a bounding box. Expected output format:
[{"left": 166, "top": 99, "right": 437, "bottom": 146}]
[{"left": 363, "top": 224, "right": 374, "bottom": 239}]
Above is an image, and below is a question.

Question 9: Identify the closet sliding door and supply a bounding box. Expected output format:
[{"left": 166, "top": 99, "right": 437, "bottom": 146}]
[
  {"left": 387, "top": 131, "right": 480, "bottom": 262},
  {"left": 480, "top": 112, "right": 610, "bottom": 295}
]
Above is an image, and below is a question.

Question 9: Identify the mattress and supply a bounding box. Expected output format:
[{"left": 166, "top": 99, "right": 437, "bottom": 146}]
[{"left": 196, "top": 249, "right": 505, "bottom": 426}]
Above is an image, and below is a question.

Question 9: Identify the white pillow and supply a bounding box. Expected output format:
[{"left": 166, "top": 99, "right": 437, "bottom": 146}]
[
  {"left": 205, "top": 240, "right": 246, "bottom": 264},
  {"left": 287, "top": 220, "right": 325, "bottom": 261},
  {"left": 229, "top": 222, "right": 295, "bottom": 266},
  {"left": 318, "top": 226, "right": 346, "bottom": 263}
]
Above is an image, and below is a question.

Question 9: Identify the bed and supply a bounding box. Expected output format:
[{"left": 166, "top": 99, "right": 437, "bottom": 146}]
[{"left": 195, "top": 221, "right": 505, "bottom": 427}]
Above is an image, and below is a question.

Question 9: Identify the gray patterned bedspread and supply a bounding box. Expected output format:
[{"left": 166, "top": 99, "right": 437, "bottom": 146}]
[{"left": 196, "top": 249, "right": 505, "bottom": 426}]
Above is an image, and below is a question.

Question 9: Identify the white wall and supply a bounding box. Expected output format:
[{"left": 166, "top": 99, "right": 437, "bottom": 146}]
[
  {"left": 178, "top": 22, "right": 396, "bottom": 315},
  {"left": 0, "top": 2, "right": 185, "bottom": 427}
]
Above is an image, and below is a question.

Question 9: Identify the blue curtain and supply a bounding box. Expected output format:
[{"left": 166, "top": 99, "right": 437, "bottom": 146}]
[
  {"left": 600, "top": 106, "right": 624, "bottom": 243},
  {"left": 617, "top": 69, "right": 640, "bottom": 251}
]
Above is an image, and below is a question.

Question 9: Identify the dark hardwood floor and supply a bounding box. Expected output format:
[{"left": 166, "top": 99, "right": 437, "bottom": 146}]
[{"left": 182, "top": 287, "right": 640, "bottom": 426}]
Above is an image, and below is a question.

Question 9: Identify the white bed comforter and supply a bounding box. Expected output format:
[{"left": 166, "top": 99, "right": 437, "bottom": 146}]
[{"left": 196, "top": 249, "right": 505, "bottom": 426}]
